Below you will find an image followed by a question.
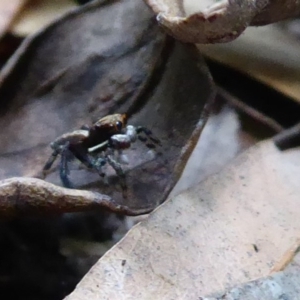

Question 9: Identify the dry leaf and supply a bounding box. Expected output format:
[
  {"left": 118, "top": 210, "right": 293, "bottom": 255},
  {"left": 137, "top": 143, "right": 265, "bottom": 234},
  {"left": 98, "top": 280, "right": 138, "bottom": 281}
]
[
  {"left": 145, "top": 0, "right": 265, "bottom": 43},
  {"left": 145, "top": 0, "right": 300, "bottom": 44},
  {"left": 172, "top": 94, "right": 278, "bottom": 195},
  {"left": 11, "top": 0, "right": 78, "bottom": 37},
  {"left": 0, "top": 0, "right": 214, "bottom": 216},
  {"left": 215, "top": 254, "right": 300, "bottom": 299},
  {"left": 0, "top": 0, "right": 28, "bottom": 38},
  {"left": 251, "top": 0, "right": 300, "bottom": 26},
  {"left": 0, "top": 177, "right": 119, "bottom": 217},
  {"left": 66, "top": 140, "right": 300, "bottom": 299},
  {"left": 198, "top": 25, "right": 300, "bottom": 104}
]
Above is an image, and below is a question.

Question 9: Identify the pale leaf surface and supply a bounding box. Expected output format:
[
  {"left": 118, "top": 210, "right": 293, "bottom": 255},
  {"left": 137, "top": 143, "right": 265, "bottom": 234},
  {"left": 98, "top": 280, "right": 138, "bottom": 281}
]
[{"left": 66, "top": 140, "right": 300, "bottom": 299}]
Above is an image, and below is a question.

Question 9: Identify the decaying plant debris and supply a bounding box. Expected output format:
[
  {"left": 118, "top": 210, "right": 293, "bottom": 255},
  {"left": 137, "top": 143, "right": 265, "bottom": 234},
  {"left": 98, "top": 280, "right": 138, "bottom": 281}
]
[
  {"left": 0, "top": 177, "right": 153, "bottom": 217},
  {"left": 0, "top": 0, "right": 299, "bottom": 299},
  {"left": 145, "top": 0, "right": 300, "bottom": 43},
  {"left": 0, "top": 1, "right": 216, "bottom": 298},
  {"left": 0, "top": 0, "right": 214, "bottom": 217},
  {"left": 66, "top": 140, "right": 300, "bottom": 299}
]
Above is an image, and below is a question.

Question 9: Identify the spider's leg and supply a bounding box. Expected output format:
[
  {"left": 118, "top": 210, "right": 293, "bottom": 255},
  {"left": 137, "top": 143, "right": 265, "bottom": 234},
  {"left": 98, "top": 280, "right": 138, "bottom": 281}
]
[
  {"left": 93, "top": 155, "right": 110, "bottom": 185},
  {"left": 106, "top": 154, "right": 127, "bottom": 198},
  {"left": 59, "top": 145, "right": 74, "bottom": 188},
  {"left": 117, "top": 149, "right": 129, "bottom": 165},
  {"left": 88, "top": 141, "right": 110, "bottom": 177},
  {"left": 136, "top": 126, "right": 161, "bottom": 149},
  {"left": 42, "top": 148, "right": 60, "bottom": 177},
  {"left": 72, "top": 146, "right": 106, "bottom": 177}
]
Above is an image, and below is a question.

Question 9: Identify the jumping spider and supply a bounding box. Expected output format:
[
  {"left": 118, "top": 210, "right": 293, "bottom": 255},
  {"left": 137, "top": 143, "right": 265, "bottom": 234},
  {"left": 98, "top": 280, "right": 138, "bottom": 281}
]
[{"left": 43, "top": 114, "right": 160, "bottom": 197}]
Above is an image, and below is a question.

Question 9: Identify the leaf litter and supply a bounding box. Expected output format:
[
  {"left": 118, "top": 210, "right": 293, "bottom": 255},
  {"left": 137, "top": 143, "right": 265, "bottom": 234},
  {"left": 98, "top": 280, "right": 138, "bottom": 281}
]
[
  {"left": 0, "top": 0, "right": 298, "bottom": 299},
  {"left": 66, "top": 140, "right": 300, "bottom": 299},
  {"left": 0, "top": 0, "right": 213, "bottom": 298},
  {"left": 0, "top": 0, "right": 213, "bottom": 214}
]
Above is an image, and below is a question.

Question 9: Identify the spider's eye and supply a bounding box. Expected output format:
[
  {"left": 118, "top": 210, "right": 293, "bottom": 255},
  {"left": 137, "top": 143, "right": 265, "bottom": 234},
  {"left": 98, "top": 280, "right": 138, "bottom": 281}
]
[{"left": 116, "top": 121, "right": 123, "bottom": 131}]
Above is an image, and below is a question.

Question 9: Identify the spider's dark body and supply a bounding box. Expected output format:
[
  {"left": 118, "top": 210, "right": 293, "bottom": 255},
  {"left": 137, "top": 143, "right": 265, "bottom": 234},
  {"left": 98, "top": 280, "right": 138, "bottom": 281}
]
[
  {"left": 43, "top": 114, "right": 160, "bottom": 197},
  {"left": 83, "top": 114, "right": 127, "bottom": 148}
]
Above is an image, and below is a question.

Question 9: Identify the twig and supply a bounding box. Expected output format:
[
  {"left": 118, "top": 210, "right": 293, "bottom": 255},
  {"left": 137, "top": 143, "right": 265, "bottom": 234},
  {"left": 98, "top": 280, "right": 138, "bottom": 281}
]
[
  {"left": 217, "top": 86, "right": 283, "bottom": 133},
  {"left": 274, "top": 122, "right": 300, "bottom": 150}
]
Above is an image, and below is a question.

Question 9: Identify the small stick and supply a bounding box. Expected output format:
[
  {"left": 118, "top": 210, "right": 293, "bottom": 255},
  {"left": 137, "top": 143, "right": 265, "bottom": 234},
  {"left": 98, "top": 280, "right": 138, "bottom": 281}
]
[
  {"left": 274, "top": 122, "right": 300, "bottom": 150},
  {"left": 218, "top": 87, "right": 283, "bottom": 133}
]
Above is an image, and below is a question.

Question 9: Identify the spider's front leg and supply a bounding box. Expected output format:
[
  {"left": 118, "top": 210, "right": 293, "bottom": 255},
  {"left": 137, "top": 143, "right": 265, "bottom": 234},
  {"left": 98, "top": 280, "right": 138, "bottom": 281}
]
[
  {"left": 109, "top": 129, "right": 135, "bottom": 149},
  {"left": 136, "top": 126, "right": 161, "bottom": 149},
  {"left": 94, "top": 129, "right": 135, "bottom": 198},
  {"left": 59, "top": 144, "right": 107, "bottom": 188},
  {"left": 106, "top": 154, "right": 128, "bottom": 198},
  {"left": 71, "top": 145, "right": 107, "bottom": 178}
]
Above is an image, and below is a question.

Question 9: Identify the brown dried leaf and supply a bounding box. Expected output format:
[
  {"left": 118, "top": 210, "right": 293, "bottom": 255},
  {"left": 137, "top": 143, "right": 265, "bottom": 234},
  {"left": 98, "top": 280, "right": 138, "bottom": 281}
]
[
  {"left": 0, "top": 177, "right": 142, "bottom": 217},
  {"left": 0, "top": 0, "right": 214, "bottom": 216},
  {"left": 11, "top": 0, "right": 78, "bottom": 37},
  {"left": 219, "top": 260, "right": 300, "bottom": 299},
  {"left": 65, "top": 140, "right": 300, "bottom": 299},
  {"left": 198, "top": 25, "right": 300, "bottom": 103},
  {"left": 251, "top": 0, "right": 300, "bottom": 26},
  {"left": 145, "top": 0, "right": 300, "bottom": 44},
  {"left": 0, "top": 0, "right": 28, "bottom": 39},
  {"left": 145, "top": 0, "right": 267, "bottom": 43}
]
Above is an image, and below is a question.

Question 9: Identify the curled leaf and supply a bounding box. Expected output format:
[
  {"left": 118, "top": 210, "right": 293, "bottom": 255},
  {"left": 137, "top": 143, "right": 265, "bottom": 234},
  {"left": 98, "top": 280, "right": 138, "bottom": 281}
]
[
  {"left": 0, "top": 0, "right": 214, "bottom": 216},
  {"left": 0, "top": 177, "right": 153, "bottom": 217},
  {"left": 145, "top": 0, "right": 267, "bottom": 43},
  {"left": 145, "top": 0, "right": 300, "bottom": 44}
]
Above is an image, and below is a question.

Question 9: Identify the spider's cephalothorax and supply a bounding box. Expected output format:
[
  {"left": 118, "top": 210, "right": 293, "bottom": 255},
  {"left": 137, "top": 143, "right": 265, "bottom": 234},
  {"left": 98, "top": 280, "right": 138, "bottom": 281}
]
[{"left": 43, "top": 113, "right": 160, "bottom": 197}]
